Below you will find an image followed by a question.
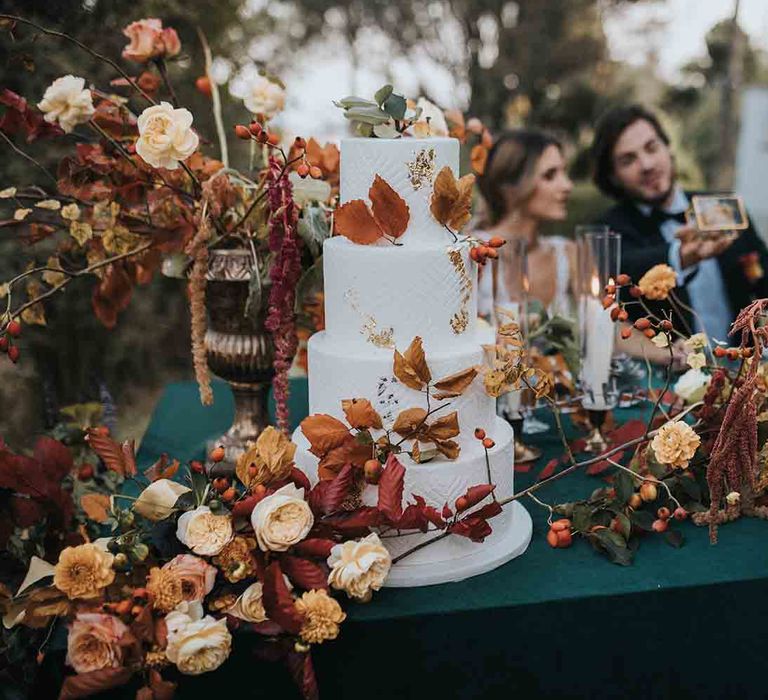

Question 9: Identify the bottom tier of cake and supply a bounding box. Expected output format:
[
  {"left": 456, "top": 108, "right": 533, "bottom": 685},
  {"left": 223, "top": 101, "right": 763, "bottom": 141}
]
[{"left": 292, "top": 417, "right": 532, "bottom": 587}]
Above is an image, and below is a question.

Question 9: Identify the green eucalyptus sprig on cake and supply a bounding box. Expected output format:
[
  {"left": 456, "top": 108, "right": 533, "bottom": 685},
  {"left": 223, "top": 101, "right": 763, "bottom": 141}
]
[{"left": 334, "top": 84, "right": 422, "bottom": 138}]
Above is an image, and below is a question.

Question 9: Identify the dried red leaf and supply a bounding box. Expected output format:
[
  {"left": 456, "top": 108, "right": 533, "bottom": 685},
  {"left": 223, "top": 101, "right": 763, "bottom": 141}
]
[
  {"left": 143, "top": 453, "right": 179, "bottom": 482},
  {"left": 448, "top": 515, "right": 493, "bottom": 542},
  {"left": 288, "top": 467, "right": 312, "bottom": 493},
  {"left": 377, "top": 453, "right": 405, "bottom": 523},
  {"left": 537, "top": 458, "right": 560, "bottom": 481},
  {"left": 317, "top": 435, "right": 371, "bottom": 480},
  {"left": 460, "top": 483, "right": 495, "bottom": 509},
  {"left": 308, "top": 463, "right": 356, "bottom": 516},
  {"left": 285, "top": 648, "right": 320, "bottom": 700},
  {"left": 280, "top": 555, "right": 329, "bottom": 591},
  {"left": 85, "top": 430, "right": 136, "bottom": 477},
  {"left": 262, "top": 562, "right": 303, "bottom": 635},
  {"left": 292, "top": 538, "right": 336, "bottom": 559},
  {"left": 58, "top": 667, "right": 133, "bottom": 699},
  {"left": 322, "top": 506, "right": 381, "bottom": 535}
]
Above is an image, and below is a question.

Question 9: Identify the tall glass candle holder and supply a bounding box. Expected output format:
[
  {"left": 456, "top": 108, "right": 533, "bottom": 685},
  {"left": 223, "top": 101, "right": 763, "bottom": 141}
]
[
  {"left": 492, "top": 238, "right": 542, "bottom": 463},
  {"left": 576, "top": 227, "right": 621, "bottom": 452}
]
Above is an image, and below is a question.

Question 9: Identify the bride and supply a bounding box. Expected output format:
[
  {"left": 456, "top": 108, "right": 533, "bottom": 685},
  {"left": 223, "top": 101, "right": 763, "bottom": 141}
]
[{"left": 476, "top": 129, "right": 576, "bottom": 320}]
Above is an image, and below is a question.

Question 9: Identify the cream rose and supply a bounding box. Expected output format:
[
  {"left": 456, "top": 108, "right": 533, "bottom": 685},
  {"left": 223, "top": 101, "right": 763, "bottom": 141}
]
[
  {"left": 176, "top": 505, "right": 233, "bottom": 556},
  {"left": 226, "top": 575, "right": 293, "bottom": 623},
  {"left": 250, "top": 483, "right": 314, "bottom": 552},
  {"left": 651, "top": 420, "right": 701, "bottom": 469},
  {"left": 37, "top": 75, "right": 95, "bottom": 133},
  {"left": 66, "top": 612, "right": 129, "bottom": 674},
  {"left": 165, "top": 604, "right": 231, "bottom": 675},
  {"left": 411, "top": 97, "right": 449, "bottom": 137},
  {"left": 243, "top": 75, "right": 285, "bottom": 119},
  {"left": 135, "top": 102, "right": 199, "bottom": 170},
  {"left": 327, "top": 533, "right": 391, "bottom": 601},
  {"left": 674, "top": 368, "right": 711, "bottom": 404},
  {"left": 134, "top": 478, "right": 191, "bottom": 521},
  {"left": 122, "top": 18, "right": 181, "bottom": 63}
]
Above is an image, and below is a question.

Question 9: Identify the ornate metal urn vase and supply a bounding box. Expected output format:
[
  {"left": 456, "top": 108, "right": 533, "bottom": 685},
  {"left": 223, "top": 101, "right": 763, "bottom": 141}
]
[{"left": 205, "top": 249, "right": 273, "bottom": 462}]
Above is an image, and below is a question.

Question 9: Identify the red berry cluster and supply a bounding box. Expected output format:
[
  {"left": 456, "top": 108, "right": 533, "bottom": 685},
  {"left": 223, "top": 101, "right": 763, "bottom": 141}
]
[
  {"left": 0, "top": 320, "right": 21, "bottom": 363},
  {"left": 469, "top": 237, "right": 505, "bottom": 266}
]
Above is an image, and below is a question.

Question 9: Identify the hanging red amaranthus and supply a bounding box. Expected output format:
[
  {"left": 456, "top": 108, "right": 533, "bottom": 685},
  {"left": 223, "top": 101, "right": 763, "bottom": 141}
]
[{"left": 265, "top": 155, "right": 302, "bottom": 433}]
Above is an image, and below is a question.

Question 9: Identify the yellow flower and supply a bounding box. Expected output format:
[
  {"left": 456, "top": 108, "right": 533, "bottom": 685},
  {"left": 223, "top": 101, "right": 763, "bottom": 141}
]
[
  {"left": 54, "top": 544, "right": 115, "bottom": 599},
  {"left": 638, "top": 264, "right": 676, "bottom": 301},
  {"left": 147, "top": 566, "right": 184, "bottom": 613},
  {"left": 213, "top": 535, "right": 258, "bottom": 583},
  {"left": 650, "top": 420, "right": 701, "bottom": 469},
  {"left": 295, "top": 589, "right": 346, "bottom": 644},
  {"left": 235, "top": 426, "right": 296, "bottom": 488}
]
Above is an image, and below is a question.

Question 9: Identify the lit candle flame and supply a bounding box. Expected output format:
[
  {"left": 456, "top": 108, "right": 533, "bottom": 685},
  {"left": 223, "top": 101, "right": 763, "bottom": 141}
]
[{"left": 590, "top": 274, "right": 600, "bottom": 297}]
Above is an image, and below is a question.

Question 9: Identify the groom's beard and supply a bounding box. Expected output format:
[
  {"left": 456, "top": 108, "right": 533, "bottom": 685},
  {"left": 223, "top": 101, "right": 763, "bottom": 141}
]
[{"left": 634, "top": 179, "right": 676, "bottom": 208}]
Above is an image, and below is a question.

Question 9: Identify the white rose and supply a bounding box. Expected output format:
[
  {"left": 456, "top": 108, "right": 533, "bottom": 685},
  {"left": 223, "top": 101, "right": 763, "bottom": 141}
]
[
  {"left": 327, "top": 533, "right": 391, "bottom": 601},
  {"left": 165, "top": 604, "right": 231, "bottom": 675},
  {"left": 37, "top": 75, "right": 95, "bottom": 133},
  {"left": 227, "top": 576, "right": 293, "bottom": 623},
  {"left": 250, "top": 483, "right": 314, "bottom": 552},
  {"left": 411, "top": 97, "right": 449, "bottom": 137},
  {"left": 674, "top": 368, "right": 711, "bottom": 404},
  {"left": 135, "top": 102, "right": 199, "bottom": 170},
  {"left": 243, "top": 75, "right": 285, "bottom": 119},
  {"left": 134, "top": 479, "right": 191, "bottom": 521},
  {"left": 176, "top": 506, "right": 233, "bottom": 556}
]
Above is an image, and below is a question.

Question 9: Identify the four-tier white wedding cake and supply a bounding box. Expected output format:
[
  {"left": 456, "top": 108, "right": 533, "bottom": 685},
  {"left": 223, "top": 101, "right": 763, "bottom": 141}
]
[{"left": 293, "top": 136, "right": 532, "bottom": 586}]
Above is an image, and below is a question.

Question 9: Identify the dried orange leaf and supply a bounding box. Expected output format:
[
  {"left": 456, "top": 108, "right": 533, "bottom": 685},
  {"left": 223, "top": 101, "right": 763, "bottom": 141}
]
[
  {"left": 403, "top": 336, "right": 431, "bottom": 385},
  {"left": 433, "top": 367, "right": 477, "bottom": 398},
  {"left": 430, "top": 166, "right": 475, "bottom": 232},
  {"left": 392, "top": 407, "right": 428, "bottom": 437},
  {"left": 369, "top": 174, "right": 410, "bottom": 239},
  {"left": 300, "top": 414, "right": 351, "bottom": 457},
  {"left": 426, "top": 411, "right": 460, "bottom": 441},
  {"left": 434, "top": 439, "right": 460, "bottom": 460},
  {"left": 334, "top": 199, "right": 381, "bottom": 244},
  {"left": 342, "top": 398, "right": 383, "bottom": 430},
  {"left": 317, "top": 434, "right": 372, "bottom": 480},
  {"left": 394, "top": 350, "right": 423, "bottom": 391},
  {"left": 144, "top": 453, "right": 180, "bottom": 482},
  {"left": 470, "top": 144, "right": 488, "bottom": 175},
  {"left": 80, "top": 493, "right": 111, "bottom": 523}
]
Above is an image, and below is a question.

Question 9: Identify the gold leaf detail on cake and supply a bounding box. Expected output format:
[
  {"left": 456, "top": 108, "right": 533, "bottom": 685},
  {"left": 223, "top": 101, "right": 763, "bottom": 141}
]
[
  {"left": 345, "top": 289, "right": 395, "bottom": 348},
  {"left": 406, "top": 147, "right": 436, "bottom": 191},
  {"left": 447, "top": 248, "right": 472, "bottom": 335}
]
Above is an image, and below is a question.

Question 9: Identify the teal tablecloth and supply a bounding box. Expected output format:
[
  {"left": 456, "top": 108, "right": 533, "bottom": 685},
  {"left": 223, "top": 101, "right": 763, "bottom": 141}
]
[{"left": 135, "top": 380, "right": 768, "bottom": 700}]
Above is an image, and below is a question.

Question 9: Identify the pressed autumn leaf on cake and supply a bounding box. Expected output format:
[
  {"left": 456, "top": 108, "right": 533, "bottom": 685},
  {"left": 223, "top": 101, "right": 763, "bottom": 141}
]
[
  {"left": 430, "top": 166, "right": 475, "bottom": 233},
  {"left": 393, "top": 336, "right": 431, "bottom": 391},
  {"left": 334, "top": 174, "right": 410, "bottom": 244}
]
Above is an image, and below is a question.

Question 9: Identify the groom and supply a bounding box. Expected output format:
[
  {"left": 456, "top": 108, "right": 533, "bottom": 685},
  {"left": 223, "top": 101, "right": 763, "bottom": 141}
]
[{"left": 591, "top": 104, "right": 768, "bottom": 340}]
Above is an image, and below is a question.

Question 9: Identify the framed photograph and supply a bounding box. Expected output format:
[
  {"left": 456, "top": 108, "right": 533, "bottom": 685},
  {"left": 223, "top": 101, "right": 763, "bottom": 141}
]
[{"left": 691, "top": 194, "right": 749, "bottom": 232}]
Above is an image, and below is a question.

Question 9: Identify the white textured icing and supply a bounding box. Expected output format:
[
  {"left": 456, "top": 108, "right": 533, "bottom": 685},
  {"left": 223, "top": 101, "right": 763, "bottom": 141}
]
[
  {"left": 322, "top": 236, "right": 477, "bottom": 352},
  {"left": 306, "top": 331, "right": 495, "bottom": 446},
  {"left": 340, "top": 137, "right": 459, "bottom": 246}
]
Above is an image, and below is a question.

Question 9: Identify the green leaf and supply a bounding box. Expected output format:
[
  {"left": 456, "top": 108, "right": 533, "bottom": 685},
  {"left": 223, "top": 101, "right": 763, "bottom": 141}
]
[
  {"left": 676, "top": 474, "right": 702, "bottom": 501},
  {"left": 572, "top": 503, "right": 592, "bottom": 533},
  {"left": 664, "top": 530, "right": 684, "bottom": 548},
  {"left": 334, "top": 96, "right": 378, "bottom": 109},
  {"left": 615, "top": 470, "right": 635, "bottom": 505},
  {"left": 297, "top": 206, "right": 330, "bottom": 258},
  {"left": 294, "top": 257, "right": 324, "bottom": 315},
  {"left": 374, "top": 84, "right": 394, "bottom": 106},
  {"left": 383, "top": 93, "right": 407, "bottom": 121},
  {"left": 592, "top": 529, "right": 634, "bottom": 566},
  {"left": 629, "top": 509, "right": 655, "bottom": 531},
  {"left": 343, "top": 105, "right": 391, "bottom": 125},
  {"left": 616, "top": 512, "right": 632, "bottom": 539}
]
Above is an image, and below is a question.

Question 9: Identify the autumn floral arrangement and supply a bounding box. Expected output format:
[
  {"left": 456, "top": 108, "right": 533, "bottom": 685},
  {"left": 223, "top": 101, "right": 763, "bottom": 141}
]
[
  {"left": 0, "top": 14, "right": 339, "bottom": 428},
  {"left": 0, "top": 333, "right": 508, "bottom": 699}
]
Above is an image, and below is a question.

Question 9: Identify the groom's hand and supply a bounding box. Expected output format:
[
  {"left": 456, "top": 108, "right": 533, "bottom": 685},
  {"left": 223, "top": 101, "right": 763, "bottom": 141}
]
[{"left": 677, "top": 226, "right": 737, "bottom": 268}]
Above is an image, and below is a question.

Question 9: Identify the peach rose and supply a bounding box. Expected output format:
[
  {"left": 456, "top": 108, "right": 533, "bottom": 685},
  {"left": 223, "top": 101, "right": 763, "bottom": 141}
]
[
  {"left": 651, "top": 420, "right": 701, "bottom": 469},
  {"left": 176, "top": 505, "right": 233, "bottom": 556},
  {"left": 66, "top": 612, "right": 129, "bottom": 674},
  {"left": 122, "top": 18, "right": 181, "bottom": 63},
  {"left": 327, "top": 533, "right": 391, "bottom": 601},
  {"left": 135, "top": 102, "right": 199, "bottom": 170},
  {"left": 164, "top": 554, "right": 217, "bottom": 600},
  {"left": 250, "top": 483, "right": 314, "bottom": 552},
  {"left": 37, "top": 75, "right": 95, "bottom": 133},
  {"left": 165, "top": 603, "right": 232, "bottom": 675}
]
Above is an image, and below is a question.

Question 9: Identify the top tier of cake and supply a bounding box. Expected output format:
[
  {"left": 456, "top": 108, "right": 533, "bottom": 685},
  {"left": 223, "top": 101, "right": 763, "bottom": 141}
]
[{"left": 340, "top": 136, "right": 459, "bottom": 248}]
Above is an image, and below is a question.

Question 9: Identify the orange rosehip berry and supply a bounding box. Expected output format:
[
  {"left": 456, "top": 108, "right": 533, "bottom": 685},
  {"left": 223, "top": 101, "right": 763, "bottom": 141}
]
[
  {"left": 195, "top": 76, "right": 212, "bottom": 97},
  {"left": 212, "top": 476, "right": 229, "bottom": 493},
  {"left": 132, "top": 588, "right": 149, "bottom": 600},
  {"left": 210, "top": 446, "right": 225, "bottom": 463},
  {"left": 673, "top": 507, "right": 688, "bottom": 521},
  {"left": 550, "top": 518, "right": 571, "bottom": 532},
  {"left": 657, "top": 506, "right": 671, "bottom": 520},
  {"left": 221, "top": 487, "right": 236, "bottom": 502},
  {"left": 455, "top": 496, "right": 469, "bottom": 512},
  {"left": 482, "top": 437, "right": 495, "bottom": 449},
  {"left": 474, "top": 428, "right": 486, "bottom": 440},
  {"left": 639, "top": 481, "right": 658, "bottom": 502},
  {"left": 234, "top": 125, "right": 251, "bottom": 140},
  {"left": 634, "top": 317, "right": 652, "bottom": 330},
  {"left": 296, "top": 162, "right": 310, "bottom": 178},
  {"left": 620, "top": 327, "right": 633, "bottom": 340},
  {"left": 484, "top": 247, "right": 499, "bottom": 259},
  {"left": 364, "top": 459, "right": 383, "bottom": 484},
  {"left": 660, "top": 320, "right": 673, "bottom": 331},
  {"left": 0, "top": 337, "right": 7, "bottom": 352},
  {"left": 616, "top": 273, "right": 632, "bottom": 286},
  {"left": 487, "top": 236, "right": 506, "bottom": 249},
  {"left": 190, "top": 460, "right": 204, "bottom": 474},
  {"left": 256, "top": 131, "right": 269, "bottom": 144},
  {"left": 617, "top": 309, "right": 629, "bottom": 322},
  {"left": 556, "top": 529, "right": 573, "bottom": 547},
  {"left": 628, "top": 493, "right": 643, "bottom": 509},
  {"left": 629, "top": 285, "right": 643, "bottom": 298},
  {"left": 643, "top": 328, "right": 656, "bottom": 339},
  {"left": 610, "top": 306, "right": 621, "bottom": 322},
  {"left": 605, "top": 284, "right": 616, "bottom": 295},
  {"left": 602, "top": 295, "right": 615, "bottom": 310},
  {"left": 713, "top": 346, "right": 727, "bottom": 358},
  {"left": 249, "top": 121, "right": 263, "bottom": 136},
  {"left": 94, "top": 426, "right": 110, "bottom": 436},
  {"left": 742, "top": 347, "right": 755, "bottom": 358},
  {"left": 727, "top": 348, "right": 740, "bottom": 361},
  {"left": 546, "top": 529, "right": 560, "bottom": 548},
  {"left": 266, "top": 132, "right": 280, "bottom": 146},
  {"left": 309, "top": 166, "right": 323, "bottom": 179},
  {"left": 652, "top": 518, "right": 668, "bottom": 533},
  {"left": 7, "top": 320, "right": 21, "bottom": 337},
  {"left": 469, "top": 247, "right": 481, "bottom": 263},
  {"left": 251, "top": 484, "right": 267, "bottom": 499}
]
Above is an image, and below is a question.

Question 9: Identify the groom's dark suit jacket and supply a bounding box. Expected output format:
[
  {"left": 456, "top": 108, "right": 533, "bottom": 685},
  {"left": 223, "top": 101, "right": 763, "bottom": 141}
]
[{"left": 595, "top": 193, "right": 768, "bottom": 333}]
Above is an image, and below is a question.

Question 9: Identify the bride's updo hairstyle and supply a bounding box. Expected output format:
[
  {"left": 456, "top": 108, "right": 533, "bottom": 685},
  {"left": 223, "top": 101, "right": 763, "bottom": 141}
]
[{"left": 476, "top": 129, "right": 562, "bottom": 227}]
